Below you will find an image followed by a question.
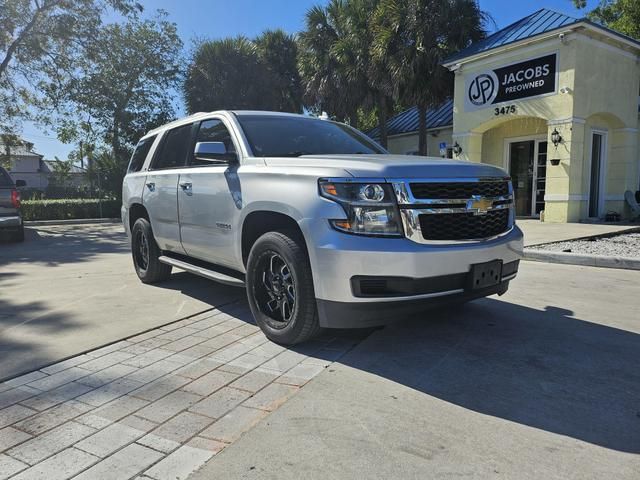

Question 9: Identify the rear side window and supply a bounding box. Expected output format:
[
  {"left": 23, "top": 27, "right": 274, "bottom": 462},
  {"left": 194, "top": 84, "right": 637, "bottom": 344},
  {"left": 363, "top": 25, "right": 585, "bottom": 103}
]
[
  {"left": 128, "top": 135, "right": 156, "bottom": 173},
  {"left": 152, "top": 124, "right": 193, "bottom": 170},
  {"left": 0, "top": 168, "right": 13, "bottom": 187},
  {"left": 191, "top": 119, "right": 237, "bottom": 166}
]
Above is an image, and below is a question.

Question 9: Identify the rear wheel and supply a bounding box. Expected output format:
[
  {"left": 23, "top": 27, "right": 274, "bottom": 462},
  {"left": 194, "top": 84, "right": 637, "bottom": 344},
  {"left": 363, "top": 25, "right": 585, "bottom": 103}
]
[
  {"left": 131, "top": 217, "right": 171, "bottom": 284},
  {"left": 246, "top": 230, "right": 321, "bottom": 345}
]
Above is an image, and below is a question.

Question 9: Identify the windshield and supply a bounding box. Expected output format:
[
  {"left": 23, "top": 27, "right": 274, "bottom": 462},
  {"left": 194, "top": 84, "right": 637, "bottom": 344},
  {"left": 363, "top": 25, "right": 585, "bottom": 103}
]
[{"left": 236, "top": 115, "right": 385, "bottom": 157}]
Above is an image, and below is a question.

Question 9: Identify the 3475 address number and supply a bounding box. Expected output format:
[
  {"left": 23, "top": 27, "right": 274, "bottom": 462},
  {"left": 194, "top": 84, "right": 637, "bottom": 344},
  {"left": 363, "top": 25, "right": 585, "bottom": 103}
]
[{"left": 494, "top": 105, "right": 517, "bottom": 116}]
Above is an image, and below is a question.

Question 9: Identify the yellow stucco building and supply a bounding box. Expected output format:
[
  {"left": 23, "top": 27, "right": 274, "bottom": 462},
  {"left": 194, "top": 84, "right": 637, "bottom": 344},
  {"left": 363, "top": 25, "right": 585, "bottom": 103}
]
[{"left": 377, "top": 8, "right": 640, "bottom": 223}]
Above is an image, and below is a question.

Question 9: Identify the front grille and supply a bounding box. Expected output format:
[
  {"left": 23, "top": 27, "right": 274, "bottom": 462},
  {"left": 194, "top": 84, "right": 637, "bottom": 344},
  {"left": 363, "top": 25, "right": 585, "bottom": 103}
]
[
  {"left": 419, "top": 209, "right": 509, "bottom": 240},
  {"left": 410, "top": 181, "right": 509, "bottom": 199}
]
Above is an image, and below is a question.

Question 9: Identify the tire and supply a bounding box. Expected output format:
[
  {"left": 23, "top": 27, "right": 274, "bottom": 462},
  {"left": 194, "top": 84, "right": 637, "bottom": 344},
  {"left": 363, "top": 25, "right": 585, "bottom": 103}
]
[
  {"left": 131, "top": 217, "right": 172, "bottom": 284},
  {"left": 246, "top": 230, "right": 322, "bottom": 345}
]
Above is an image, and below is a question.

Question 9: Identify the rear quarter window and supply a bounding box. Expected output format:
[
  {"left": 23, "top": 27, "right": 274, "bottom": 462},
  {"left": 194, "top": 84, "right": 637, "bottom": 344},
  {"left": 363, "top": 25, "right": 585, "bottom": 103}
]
[{"left": 128, "top": 135, "right": 157, "bottom": 173}]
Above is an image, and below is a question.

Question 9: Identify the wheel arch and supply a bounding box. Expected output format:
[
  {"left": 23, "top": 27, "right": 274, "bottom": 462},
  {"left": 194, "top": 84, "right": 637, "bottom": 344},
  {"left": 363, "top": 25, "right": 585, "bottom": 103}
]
[
  {"left": 241, "top": 209, "right": 306, "bottom": 267},
  {"left": 128, "top": 203, "right": 150, "bottom": 233}
]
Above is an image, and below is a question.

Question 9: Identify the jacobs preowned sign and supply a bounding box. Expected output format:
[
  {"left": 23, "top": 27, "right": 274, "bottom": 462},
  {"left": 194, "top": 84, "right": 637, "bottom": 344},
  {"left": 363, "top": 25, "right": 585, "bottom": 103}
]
[{"left": 464, "top": 53, "right": 558, "bottom": 112}]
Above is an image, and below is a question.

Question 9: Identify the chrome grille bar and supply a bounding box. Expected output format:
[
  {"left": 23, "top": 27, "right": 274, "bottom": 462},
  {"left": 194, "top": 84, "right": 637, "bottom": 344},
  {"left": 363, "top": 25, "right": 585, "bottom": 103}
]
[{"left": 390, "top": 178, "right": 515, "bottom": 244}]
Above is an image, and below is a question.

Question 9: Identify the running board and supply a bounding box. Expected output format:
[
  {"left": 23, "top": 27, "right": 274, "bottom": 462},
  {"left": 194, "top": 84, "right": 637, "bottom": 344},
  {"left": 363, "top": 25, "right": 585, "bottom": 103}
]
[{"left": 158, "top": 256, "right": 245, "bottom": 287}]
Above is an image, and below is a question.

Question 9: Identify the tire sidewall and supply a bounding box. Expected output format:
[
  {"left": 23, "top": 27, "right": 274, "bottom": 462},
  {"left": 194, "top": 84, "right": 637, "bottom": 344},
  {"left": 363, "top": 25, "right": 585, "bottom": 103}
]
[
  {"left": 246, "top": 232, "right": 316, "bottom": 344},
  {"left": 131, "top": 218, "right": 152, "bottom": 280}
]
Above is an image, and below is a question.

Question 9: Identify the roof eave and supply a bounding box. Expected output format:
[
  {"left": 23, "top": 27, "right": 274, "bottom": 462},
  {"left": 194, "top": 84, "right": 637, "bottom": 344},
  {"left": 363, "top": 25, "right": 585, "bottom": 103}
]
[
  {"left": 443, "top": 21, "right": 640, "bottom": 69},
  {"left": 442, "top": 24, "right": 580, "bottom": 69}
]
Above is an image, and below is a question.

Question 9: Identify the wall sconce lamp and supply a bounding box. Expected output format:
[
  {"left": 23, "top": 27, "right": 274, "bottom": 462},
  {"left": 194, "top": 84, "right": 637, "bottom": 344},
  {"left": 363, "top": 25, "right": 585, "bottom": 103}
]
[
  {"left": 551, "top": 128, "right": 563, "bottom": 147},
  {"left": 550, "top": 128, "right": 563, "bottom": 165},
  {"left": 452, "top": 142, "right": 462, "bottom": 156}
]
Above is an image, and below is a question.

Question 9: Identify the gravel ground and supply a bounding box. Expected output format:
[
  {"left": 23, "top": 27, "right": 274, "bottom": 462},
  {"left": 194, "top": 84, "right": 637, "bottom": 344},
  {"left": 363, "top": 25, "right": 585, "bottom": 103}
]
[{"left": 526, "top": 232, "right": 640, "bottom": 258}]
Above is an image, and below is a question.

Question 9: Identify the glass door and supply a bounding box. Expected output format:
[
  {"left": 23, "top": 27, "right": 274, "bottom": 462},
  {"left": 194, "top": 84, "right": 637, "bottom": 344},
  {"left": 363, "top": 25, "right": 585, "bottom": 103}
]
[
  {"left": 509, "top": 141, "right": 534, "bottom": 217},
  {"left": 535, "top": 141, "right": 547, "bottom": 215},
  {"left": 589, "top": 132, "right": 606, "bottom": 218},
  {"left": 508, "top": 139, "right": 547, "bottom": 217}
]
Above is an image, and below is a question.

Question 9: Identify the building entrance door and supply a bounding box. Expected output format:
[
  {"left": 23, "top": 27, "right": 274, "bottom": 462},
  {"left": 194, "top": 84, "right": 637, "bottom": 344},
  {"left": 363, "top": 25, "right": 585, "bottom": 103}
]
[
  {"left": 508, "top": 139, "right": 547, "bottom": 217},
  {"left": 588, "top": 131, "right": 607, "bottom": 218}
]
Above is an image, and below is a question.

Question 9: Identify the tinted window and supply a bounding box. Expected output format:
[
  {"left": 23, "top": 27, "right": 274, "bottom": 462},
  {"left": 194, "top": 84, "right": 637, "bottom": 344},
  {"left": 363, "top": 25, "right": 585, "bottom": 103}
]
[
  {"left": 191, "top": 119, "right": 237, "bottom": 166},
  {"left": 128, "top": 135, "right": 156, "bottom": 173},
  {"left": 152, "top": 124, "right": 193, "bottom": 170},
  {"left": 236, "top": 115, "right": 385, "bottom": 157},
  {"left": 0, "top": 167, "right": 13, "bottom": 187}
]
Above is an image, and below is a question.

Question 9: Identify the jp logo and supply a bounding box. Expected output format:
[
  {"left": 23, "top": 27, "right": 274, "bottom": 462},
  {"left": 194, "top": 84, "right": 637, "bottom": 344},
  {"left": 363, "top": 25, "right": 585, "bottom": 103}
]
[{"left": 468, "top": 73, "right": 497, "bottom": 106}]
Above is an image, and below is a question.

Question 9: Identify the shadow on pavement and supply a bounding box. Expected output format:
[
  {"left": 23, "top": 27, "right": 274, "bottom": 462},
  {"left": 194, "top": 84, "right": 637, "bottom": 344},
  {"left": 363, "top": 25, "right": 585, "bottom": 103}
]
[
  {"left": 337, "top": 298, "right": 640, "bottom": 454},
  {"left": 0, "top": 224, "right": 128, "bottom": 266}
]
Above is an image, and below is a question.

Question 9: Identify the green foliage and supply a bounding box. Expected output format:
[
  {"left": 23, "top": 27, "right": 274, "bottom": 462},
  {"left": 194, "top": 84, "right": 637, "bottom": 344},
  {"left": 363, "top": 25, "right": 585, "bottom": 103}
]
[
  {"left": 0, "top": 0, "right": 142, "bottom": 135},
  {"left": 21, "top": 198, "right": 120, "bottom": 221},
  {"left": 184, "top": 31, "right": 302, "bottom": 113},
  {"left": 255, "top": 30, "right": 303, "bottom": 112},
  {"left": 0, "top": 132, "right": 21, "bottom": 168},
  {"left": 50, "top": 14, "right": 183, "bottom": 162},
  {"left": 298, "top": 1, "right": 367, "bottom": 127},
  {"left": 85, "top": 150, "right": 128, "bottom": 201},
  {"left": 574, "top": 0, "right": 640, "bottom": 39},
  {"left": 371, "top": 0, "right": 489, "bottom": 153},
  {"left": 49, "top": 159, "right": 75, "bottom": 187}
]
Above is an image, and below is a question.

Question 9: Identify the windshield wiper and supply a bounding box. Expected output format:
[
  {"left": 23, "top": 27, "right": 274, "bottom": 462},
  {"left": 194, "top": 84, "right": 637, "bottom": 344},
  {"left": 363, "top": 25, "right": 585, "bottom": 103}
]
[{"left": 282, "top": 151, "right": 313, "bottom": 157}]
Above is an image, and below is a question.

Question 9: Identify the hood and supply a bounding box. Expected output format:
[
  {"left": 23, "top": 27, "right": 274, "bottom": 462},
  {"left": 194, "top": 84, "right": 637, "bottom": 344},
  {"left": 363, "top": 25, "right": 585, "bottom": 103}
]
[{"left": 263, "top": 154, "right": 508, "bottom": 179}]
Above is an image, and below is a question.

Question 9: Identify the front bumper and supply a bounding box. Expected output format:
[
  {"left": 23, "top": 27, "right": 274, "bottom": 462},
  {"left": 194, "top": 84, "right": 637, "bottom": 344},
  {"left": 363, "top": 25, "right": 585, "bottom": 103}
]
[
  {"left": 301, "top": 219, "right": 523, "bottom": 327},
  {"left": 317, "top": 281, "right": 510, "bottom": 328}
]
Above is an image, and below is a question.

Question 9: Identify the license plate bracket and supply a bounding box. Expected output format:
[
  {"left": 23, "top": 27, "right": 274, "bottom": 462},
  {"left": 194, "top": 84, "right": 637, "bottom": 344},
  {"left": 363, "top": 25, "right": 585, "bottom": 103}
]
[{"left": 470, "top": 260, "right": 503, "bottom": 290}]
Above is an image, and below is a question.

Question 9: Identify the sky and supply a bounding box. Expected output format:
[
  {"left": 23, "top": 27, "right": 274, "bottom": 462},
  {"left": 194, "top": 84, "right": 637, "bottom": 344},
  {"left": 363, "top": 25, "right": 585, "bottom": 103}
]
[{"left": 22, "top": 0, "right": 599, "bottom": 159}]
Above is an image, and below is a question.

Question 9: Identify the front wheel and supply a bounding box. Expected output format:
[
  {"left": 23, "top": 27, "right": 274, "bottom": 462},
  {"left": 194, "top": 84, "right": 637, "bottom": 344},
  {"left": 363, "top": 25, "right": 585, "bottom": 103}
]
[
  {"left": 131, "top": 217, "right": 172, "bottom": 284},
  {"left": 246, "top": 230, "right": 322, "bottom": 345}
]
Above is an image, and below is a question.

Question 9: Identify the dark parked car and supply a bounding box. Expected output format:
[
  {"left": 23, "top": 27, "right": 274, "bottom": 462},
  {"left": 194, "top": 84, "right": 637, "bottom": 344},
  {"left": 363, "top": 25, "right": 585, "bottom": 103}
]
[{"left": 0, "top": 166, "right": 25, "bottom": 242}]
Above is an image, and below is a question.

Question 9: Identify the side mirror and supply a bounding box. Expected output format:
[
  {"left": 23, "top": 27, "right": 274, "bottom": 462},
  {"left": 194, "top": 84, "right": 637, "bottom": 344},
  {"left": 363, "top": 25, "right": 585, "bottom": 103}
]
[
  {"left": 15, "top": 180, "right": 26, "bottom": 187},
  {"left": 194, "top": 142, "right": 237, "bottom": 164}
]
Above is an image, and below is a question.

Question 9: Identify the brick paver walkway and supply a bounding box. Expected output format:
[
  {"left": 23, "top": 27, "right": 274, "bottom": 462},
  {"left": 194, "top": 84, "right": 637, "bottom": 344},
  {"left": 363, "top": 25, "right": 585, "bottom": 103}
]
[{"left": 0, "top": 302, "right": 360, "bottom": 480}]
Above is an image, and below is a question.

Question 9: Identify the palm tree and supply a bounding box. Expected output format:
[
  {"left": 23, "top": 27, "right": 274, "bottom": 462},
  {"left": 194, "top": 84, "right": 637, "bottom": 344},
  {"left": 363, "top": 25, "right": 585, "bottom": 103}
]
[
  {"left": 184, "top": 36, "right": 267, "bottom": 113},
  {"left": 298, "top": 1, "right": 366, "bottom": 128},
  {"left": 255, "top": 29, "right": 303, "bottom": 113},
  {"left": 372, "top": 0, "right": 489, "bottom": 154},
  {"left": 298, "top": 0, "right": 396, "bottom": 145},
  {"left": 336, "top": 0, "right": 396, "bottom": 147}
]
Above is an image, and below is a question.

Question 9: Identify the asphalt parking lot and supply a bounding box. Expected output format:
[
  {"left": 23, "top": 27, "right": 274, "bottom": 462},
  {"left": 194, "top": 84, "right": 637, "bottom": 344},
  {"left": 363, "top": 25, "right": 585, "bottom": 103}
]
[{"left": 1, "top": 223, "right": 639, "bottom": 479}]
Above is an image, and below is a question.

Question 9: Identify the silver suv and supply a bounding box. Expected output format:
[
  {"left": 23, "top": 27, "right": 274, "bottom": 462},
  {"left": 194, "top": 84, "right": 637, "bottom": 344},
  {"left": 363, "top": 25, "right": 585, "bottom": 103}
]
[{"left": 122, "top": 111, "right": 523, "bottom": 344}]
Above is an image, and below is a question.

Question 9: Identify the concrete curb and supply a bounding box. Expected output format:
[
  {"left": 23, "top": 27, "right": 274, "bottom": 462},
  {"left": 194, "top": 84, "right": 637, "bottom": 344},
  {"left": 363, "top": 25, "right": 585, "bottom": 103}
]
[
  {"left": 24, "top": 218, "right": 121, "bottom": 226},
  {"left": 525, "top": 226, "right": 640, "bottom": 248},
  {"left": 524, "top": 249, "right": 640, "bottom": 270}
]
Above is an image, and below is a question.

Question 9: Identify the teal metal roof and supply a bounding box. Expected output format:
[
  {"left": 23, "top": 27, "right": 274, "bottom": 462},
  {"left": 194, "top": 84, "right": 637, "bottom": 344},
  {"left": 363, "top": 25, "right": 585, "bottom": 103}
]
[
  {"left": 445, "top": 9, "right": 579, "bottom": 64},
  {"left": 367, "top": 100, "right": 453, "bottom": 140}
]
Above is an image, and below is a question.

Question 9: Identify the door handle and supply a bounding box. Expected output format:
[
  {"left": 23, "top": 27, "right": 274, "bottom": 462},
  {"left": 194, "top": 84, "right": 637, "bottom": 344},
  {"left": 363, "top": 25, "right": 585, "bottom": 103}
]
[
  {"left": 179, "top": 182, "right": 193, "bottom": 195},
  {"left": 146, "top": 182, "right": 155, "bottom": 192}
]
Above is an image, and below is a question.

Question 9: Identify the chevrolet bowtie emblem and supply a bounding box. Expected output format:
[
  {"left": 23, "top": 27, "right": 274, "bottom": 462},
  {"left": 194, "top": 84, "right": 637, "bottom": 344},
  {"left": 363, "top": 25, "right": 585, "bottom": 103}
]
[{"left": 467, "top": 195, "right": 493, "bottom": 215}]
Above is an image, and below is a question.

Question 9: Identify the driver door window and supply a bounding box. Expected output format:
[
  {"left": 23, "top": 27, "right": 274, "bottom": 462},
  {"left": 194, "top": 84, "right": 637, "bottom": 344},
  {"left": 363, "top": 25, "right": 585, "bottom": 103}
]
[{"left": 191, "top": 119, "right": 237, "bottom": 166}]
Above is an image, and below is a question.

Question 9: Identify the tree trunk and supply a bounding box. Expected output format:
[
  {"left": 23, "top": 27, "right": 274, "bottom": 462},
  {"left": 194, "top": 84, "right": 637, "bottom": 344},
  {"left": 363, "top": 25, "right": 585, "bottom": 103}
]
[
  {"left": 0, "top": 1, "right": 56, "bottom": 78},
  {"left": 418, "top": 104, "right": 427, "bottom": 156},
  {"left": 377, "top": 95, "right": 388, "bottom": 149}
]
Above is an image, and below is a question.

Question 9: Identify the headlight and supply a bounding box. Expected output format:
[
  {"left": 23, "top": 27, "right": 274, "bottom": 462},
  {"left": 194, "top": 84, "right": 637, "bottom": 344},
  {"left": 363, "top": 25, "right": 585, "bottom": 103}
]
[{"left": 319, "top": 179, "right": 403, "bottom": 236}]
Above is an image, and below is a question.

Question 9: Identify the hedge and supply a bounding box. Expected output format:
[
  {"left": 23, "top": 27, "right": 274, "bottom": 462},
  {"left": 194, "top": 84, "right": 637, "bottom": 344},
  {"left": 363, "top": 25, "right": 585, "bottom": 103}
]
[{"left": 21, "top": 199, "right": 120, "bottom": 221}]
